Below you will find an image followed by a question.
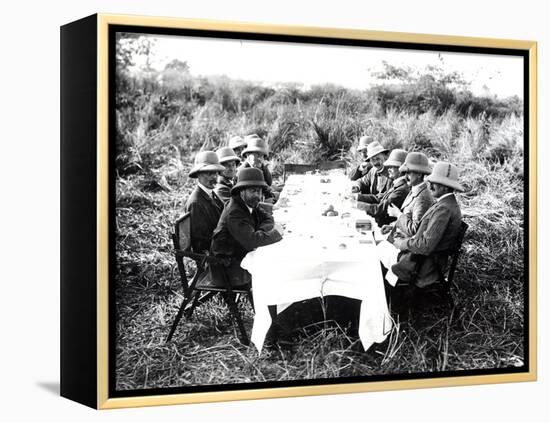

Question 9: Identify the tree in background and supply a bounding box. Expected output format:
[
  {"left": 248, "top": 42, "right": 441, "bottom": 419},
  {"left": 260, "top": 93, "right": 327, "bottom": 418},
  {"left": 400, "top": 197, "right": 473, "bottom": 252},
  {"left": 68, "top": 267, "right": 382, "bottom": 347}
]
[{"left": 368, "top": 57, "right": 521, "bottom": 118}]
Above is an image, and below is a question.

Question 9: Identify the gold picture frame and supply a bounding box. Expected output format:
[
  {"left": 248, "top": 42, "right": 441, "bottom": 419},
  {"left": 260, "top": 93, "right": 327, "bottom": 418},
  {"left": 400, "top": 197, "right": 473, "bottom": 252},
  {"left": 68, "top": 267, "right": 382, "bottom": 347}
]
[{"left": 60, "top": 13, "right": 537, "bottom": 409}]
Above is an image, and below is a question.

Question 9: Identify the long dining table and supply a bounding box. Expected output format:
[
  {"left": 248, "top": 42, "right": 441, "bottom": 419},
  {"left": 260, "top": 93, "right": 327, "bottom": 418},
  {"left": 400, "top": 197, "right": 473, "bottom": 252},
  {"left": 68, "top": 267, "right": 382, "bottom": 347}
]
[{"left": 240, "top": 169, "right": 393, "bottom": 353}]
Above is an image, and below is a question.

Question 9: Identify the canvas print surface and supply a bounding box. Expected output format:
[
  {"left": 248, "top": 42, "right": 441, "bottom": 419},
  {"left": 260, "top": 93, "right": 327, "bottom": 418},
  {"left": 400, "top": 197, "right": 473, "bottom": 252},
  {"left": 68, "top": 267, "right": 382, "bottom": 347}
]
[{"left": 112, "top": 29, "right": 526, "bottom": 394}]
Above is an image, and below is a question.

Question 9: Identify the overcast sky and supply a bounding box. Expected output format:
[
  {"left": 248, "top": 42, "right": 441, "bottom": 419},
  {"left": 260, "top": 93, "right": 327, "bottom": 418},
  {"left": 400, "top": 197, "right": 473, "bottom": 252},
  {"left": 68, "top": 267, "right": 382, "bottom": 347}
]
[{"left": 130, "top": 33, "right": 524, "bottom": 99}]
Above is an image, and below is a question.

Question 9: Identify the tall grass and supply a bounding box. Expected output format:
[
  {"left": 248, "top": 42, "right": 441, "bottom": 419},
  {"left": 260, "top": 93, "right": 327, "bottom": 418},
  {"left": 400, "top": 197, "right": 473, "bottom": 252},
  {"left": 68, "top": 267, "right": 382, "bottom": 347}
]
[{"left": 114, "top": 67, "right": 525, "bottom": 389}]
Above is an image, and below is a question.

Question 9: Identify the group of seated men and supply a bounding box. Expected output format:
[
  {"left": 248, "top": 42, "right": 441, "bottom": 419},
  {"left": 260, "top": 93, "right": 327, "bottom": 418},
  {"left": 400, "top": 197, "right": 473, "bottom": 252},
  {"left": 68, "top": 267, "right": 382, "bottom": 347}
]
[
  {"left": 348, "top": 136, "right": 464, "bottom": 291},
  {"left": 185, "top": 134, "right": 284, "bottom": 288},
  {"left": 184, "top": 131, "right": 464, "bottom": 304}
]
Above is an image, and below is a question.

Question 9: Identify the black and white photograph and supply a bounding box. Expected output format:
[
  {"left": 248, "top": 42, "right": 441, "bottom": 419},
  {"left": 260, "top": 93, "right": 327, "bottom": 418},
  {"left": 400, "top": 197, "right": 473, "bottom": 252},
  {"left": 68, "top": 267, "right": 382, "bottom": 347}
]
[{"left": 112, "top": 26, "right": 528, "bottom": 395}]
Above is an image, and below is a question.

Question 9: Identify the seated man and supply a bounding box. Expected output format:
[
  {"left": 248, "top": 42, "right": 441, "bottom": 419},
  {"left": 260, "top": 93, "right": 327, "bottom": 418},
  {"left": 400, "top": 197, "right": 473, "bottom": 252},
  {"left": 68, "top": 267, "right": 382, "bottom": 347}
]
[
  {"left": 389, "top": 161, "right": 464, "bottom": 289},
  {"left": 228, "top": 135, "right": 247, "bottom": 158},
  {"left": 211, "top": 167, "right": 284, "bottom": 287},
  {"left": 185, "top": 151, "right": 226, "bottom": 253},
  {"left": 351, "top": 141, "right": 392, "bottom": 197},
  {"left": 383, "top": 151, "right": 434, "bottom": 237},
  {"left": 354, "top": 149, "right": 409, "bottom": 226},
  {"left": 348, "top": 135, "right": 373, "bottom": 181},
  {"left": 214, "top": 146, "right": 240, "bottom": 204},
  {"left": 238, "top": 134, "right": 277, "bottom": 202}
]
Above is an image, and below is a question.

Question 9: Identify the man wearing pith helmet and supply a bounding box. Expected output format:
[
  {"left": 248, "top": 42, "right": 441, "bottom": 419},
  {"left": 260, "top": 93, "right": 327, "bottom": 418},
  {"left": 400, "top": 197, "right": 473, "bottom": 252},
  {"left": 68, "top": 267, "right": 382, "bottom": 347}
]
[
  {"left": 391, "top": 161, "right": 464, "bottom": 288},
  {"left": 185, "top": 151, "right": 226, "bottom": 253},
  {"left": 352, "top": 141, "right": 392, "bottom": 197},
  {"left": 383, "top": 151, "right": 434, "bottom": 238},
  {"left": 349, "top": 136, "right": 373, "bottom": 181},
  {"left": 355, "top": 149, "right": 410, "bottom": 226},
  {"left": 238, "top": 134, "right": 276, "bottom": 201},
  {"left": 211, "top": 167, "right": 284, "bottom": 287},
  {"left": 214, "top": 146, "right": 240, "bottom": 204},
  {"left": 228, "top": 135, "right": 247, "bottom": 158}
]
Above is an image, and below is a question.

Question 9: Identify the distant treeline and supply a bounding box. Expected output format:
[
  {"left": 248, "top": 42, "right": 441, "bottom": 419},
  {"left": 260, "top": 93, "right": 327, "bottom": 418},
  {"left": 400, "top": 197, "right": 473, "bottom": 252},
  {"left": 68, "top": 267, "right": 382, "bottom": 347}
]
[{"left": 115, "top": 51, "right": 523, "bottom": 179}]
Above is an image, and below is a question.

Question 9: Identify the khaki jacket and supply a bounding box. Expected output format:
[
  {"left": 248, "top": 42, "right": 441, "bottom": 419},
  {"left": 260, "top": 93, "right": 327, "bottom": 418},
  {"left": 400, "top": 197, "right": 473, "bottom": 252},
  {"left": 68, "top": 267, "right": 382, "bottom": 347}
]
[
  {"left": 404, "top": 194, "right": 463, "bottom": 287},
  {"left": 395, "top": 182, "right": 434, "bottom": 237},
  {"left": 355, "top": 166, "right": 392, "bottom": 196}
]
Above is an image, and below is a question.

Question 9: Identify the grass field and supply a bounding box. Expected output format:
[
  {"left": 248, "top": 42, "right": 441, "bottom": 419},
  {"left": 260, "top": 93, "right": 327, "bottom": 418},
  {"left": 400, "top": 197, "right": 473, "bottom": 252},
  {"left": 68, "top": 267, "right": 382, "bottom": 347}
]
[
  {"left": 114, "top": 152, "right": 524, "bottom": 390},
  {"left": 114, "top": 48, "right": 525, "bottom": 390}
]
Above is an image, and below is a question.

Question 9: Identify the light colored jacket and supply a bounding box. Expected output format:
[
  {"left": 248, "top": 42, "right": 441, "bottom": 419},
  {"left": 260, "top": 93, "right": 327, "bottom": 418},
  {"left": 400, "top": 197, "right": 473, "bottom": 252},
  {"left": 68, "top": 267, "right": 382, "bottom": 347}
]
[
  {"left": 355, "top": 166, "right": 392, "bottom": 196},
  {"left": 395, "top": 182, "right": 434, "bottom": 237},
  {"left": 365, "top": 176, "right": 410, "bottom": 226},
  {"left": 404, "top": 193, "right": 463, "bottom": 287}
]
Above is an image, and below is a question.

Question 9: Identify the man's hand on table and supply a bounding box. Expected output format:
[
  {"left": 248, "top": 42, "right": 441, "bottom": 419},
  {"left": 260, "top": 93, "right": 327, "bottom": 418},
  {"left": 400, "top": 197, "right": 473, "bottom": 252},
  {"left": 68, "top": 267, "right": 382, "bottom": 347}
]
[
  {"left": 380, "top": 224, "right": 393, "bottom": 235},
  {"left": 392, "top": 236, "right": 409, "bottom": 251},
  {"left": 351, "top": 185, "right": 360, "bottom": 194}
]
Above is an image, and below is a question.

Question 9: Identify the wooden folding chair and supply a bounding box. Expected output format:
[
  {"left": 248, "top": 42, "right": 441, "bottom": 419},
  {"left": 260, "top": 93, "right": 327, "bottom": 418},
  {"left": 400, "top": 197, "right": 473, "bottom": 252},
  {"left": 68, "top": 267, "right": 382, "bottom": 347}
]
[
  {"left": 165, "top": 212, "right": 252, "bottom": 345},
  {"left": 393, "top": 221, "right": 469, "bottom": 311}
]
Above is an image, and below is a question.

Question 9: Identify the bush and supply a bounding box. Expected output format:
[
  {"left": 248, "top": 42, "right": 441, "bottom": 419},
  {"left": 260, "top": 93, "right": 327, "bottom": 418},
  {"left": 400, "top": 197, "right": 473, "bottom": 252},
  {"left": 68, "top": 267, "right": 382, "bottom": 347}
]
[{"left": 485, "top": 114, "right": 523, "bottom": 165}]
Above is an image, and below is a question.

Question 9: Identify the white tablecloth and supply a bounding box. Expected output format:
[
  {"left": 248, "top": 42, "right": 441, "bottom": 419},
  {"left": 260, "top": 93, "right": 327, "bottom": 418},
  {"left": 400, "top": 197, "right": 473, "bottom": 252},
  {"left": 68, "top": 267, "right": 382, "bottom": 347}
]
[{"left": 240, "top": 172, "right": 393, "bottom": 353}]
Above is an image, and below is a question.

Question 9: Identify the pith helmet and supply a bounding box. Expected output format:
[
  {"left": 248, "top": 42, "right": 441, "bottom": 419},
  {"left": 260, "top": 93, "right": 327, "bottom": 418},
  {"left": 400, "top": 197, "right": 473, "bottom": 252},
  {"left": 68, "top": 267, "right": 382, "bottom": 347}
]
[
  {"left": 228, "top": 135, "right": 246, "bottom": 150},
  {"left": 366, "top": 141, "right": 389, "bottom": 160},
  {"left": 231, "top": 167, "right": 268, "bottom": 195},
  {"left": 188, "top": 151, "right": 225, "bottom": 178},
  {"left": 384, "top": 149, "right": 408, "bottom": 168},
  {"left": 216, "top": 146, "right": 241, "bottom": 164},
  {"left": 242, "top": 135, "right": 269, "bottom": 156},
  {"left": 399, "top": 152, "right": 432, "bottom": 175},
  {"left": 426, "top": 161, "right": 464, "bottom": 192},
  {"left": 357, "top": 136, "right": 373, "bottom": 152}
]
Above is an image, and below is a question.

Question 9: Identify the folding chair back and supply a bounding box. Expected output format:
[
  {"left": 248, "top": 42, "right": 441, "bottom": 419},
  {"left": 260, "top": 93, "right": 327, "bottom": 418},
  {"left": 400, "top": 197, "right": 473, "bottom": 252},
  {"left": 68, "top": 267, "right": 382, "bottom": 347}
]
[
  {"left": 174, "top": 213, "right": 191, "bottom": 251},
  {"left": 172, "top": 212, "right": 210, "bottom": 296},
  {"left": 167, "top": 212, "right": 251, "bottom": 345}
]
